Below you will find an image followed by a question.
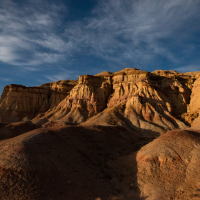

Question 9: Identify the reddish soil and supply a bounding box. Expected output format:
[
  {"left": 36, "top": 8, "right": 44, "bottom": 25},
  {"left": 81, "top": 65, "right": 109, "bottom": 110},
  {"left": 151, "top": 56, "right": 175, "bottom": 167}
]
[{"left": 0, "top": 122, "right": 152, "bottom": 200}]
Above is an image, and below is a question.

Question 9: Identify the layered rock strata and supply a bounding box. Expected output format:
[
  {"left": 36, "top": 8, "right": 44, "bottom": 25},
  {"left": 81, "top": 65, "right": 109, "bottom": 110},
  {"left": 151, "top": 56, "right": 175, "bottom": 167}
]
[
  {"left": 32, "top": 75, "right": 112, "bottom": 124},
  {"left": 0, "top": 80, "right": 77, "bottom": 122},
  {"left": 1, "top": 68, "right": 198, "bottom": 135},
  {"left": 31, "top": 68, "right": 196, "bottom": 137},
  {"left": 85, "top": 69, "right": 195, "bottom": 135},
  {"left": 186, "top": 75, "right": 200, "bottom": 127}
]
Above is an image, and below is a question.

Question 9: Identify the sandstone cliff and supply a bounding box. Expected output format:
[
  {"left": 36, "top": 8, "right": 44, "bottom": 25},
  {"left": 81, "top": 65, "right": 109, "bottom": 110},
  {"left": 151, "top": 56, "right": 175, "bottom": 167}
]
[
  {"left": 0, "top": 80, "right": 77, "bottom": 123},
  {"left": 0, "top": 68, "right": 198, "bottom": 135},
  {"left": 30, "top": 68, "right": 197, "bottom": 137},
  {"left": 187, "top": 75, "right": 200, "bottom": 127},
  {"left": 84, "top": 69, "right": 195, "bottom": 136},
  {"left": 32, "top": 75, "right": 112, "bottom": 125}
]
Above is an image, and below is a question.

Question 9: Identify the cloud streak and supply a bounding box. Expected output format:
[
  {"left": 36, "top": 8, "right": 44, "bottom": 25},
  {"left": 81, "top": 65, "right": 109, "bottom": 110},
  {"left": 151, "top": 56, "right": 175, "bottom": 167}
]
[
  {"left": 75, "top": 0, "right": 200, "bottom": 65},
  {"left": 0, "top": 0, "right": 200, "bottom": 71},
  {"left": 0, "top": 0, "right": 71, "bottom": 66},
  {"left": 174, "top": 65, "right": 200, "bottom": 73},
  {"left": 45, "top": 69, "right": 79, "bottom": 82}
]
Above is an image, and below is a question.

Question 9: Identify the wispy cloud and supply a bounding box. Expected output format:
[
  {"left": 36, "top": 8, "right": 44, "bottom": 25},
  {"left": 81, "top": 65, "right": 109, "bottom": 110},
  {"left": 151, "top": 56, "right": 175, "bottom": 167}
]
[
  {"left": 63, "top": 0, "right": 200, "bottom": 67},
  {"left": 0, "top": 78, "right": 10, "bottom": 82},
  {"left": 174, "top": 65, "right": 200, "bottom": 73},
  {"left": 0, "top": 0, "right": 70, "bottom": 66},
  {"left": 45, "top": 69, "right": 79, "bottom": 82},
  {"left": 0, "top": 0, "right": 200, "bottom": 70}
]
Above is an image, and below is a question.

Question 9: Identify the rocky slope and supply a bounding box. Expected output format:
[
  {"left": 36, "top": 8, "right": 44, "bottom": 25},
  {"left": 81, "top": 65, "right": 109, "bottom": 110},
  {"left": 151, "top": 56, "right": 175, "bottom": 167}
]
[
  {"left": 32, "top": 68, "right": 196, "bottom": 137},
  {"left": 0, "top": 68, "right": 200, "bottom": 199},
  {"left": 0, "top": 80, "right": 77, "bottom": 123},
  {"left": 32, "top": 74, "right": 112, "bottom": 125},
  {"left": 0, "top": 122, "right": 147, "bottom": 200},
  {"left": 108, "top": 128, "right": 200, "bottom": 200}
]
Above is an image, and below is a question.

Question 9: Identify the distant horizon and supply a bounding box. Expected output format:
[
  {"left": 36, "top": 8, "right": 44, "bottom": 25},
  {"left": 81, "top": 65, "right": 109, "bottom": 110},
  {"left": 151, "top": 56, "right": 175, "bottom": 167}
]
[{"left": 1, "top": 0, "right": 200, "bottom": 95}]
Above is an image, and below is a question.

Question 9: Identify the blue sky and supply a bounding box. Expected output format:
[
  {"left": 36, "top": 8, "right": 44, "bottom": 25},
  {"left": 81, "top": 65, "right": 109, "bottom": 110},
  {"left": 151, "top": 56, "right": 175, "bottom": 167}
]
[{"left": 0, "top": 0, "right": 200, "bottom": 95}]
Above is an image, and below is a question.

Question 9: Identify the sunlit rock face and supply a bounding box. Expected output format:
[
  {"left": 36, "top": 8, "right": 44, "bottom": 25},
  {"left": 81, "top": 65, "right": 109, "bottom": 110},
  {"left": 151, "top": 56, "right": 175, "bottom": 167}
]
[
  {"left": 31, "top": 68, "right": 199, "bottom": 136},
  {"left": 186, "top": 74, "right": 200, "bottom": 128},
  {"left": 32, "top": 75, "right": 112, "bottom": 125},
  {"left": 1, "top": 68, "right": 198, "bottom": 136},
  {"left": 0, "top": 80, "right": 77, "bottom": 123},
  {"left": 136, "top": 129, "right": 200, "bottom": 199},
  {"left": 84, "top": 69, "right": 189, "bottom": 136}
]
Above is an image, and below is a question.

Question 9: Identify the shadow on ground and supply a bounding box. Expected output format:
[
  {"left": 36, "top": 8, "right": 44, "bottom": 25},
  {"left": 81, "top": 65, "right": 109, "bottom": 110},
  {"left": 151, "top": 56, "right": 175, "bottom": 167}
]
[{"left": 0, "top": 123, "right": 155, "bottom": 199}]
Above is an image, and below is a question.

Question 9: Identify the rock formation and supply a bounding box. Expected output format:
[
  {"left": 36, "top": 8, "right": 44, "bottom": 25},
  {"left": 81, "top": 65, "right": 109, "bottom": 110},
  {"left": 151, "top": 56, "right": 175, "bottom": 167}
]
[
  {"left": 0, "top": 68, "right": 200, "bottom": 199},
  {"left": 84, "top": 69, "right": 195, "bottom": 136},
  {"left": 186, "top": 74, "right": 200, "bottom": 128},
  {"left": 32, "top": 75, "right": 112, "bottom": 125},
  {"left": 30, "top": 68, "right": 198, "bottom": 137},
  {"left": 0, "top": 80, "right": 77, "bottom": 123}
]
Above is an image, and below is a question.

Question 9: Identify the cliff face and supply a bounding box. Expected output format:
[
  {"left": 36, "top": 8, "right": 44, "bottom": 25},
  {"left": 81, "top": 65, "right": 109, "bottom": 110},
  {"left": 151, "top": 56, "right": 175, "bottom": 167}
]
[
  {"left": 32, "top": 75, "right": 112, "bottom": 124},
  {"left": 0, "top": 68, "right": 198, "bottom": 135},
  {"left": 31, "top": 68, "right": 197, "bottom": 136},
  {"left": 188, "top": 75, "right": 200, "bottom": 113},
  {"left": 0, "top": 80, "right": 77, "bottom": 123},
  {"left": 187, "top": 74, "right": 200, "bottom": 127},
  {"left": 84, "top": 69, "right": 195, "bottom": 135}
]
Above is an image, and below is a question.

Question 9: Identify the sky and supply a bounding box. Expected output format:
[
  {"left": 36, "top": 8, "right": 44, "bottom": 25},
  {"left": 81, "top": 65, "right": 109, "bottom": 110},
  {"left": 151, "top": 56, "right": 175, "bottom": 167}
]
[{"left": 0, "top": 0, "right": 200, "bottom": 95}]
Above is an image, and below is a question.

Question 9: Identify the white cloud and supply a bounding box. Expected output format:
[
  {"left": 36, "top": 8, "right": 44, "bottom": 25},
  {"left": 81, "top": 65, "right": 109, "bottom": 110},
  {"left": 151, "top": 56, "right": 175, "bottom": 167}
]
[
  {"left": 0, "top": 0, "right": 199, "bottom": 70},
  {"left": 0, "top": 78, "right": 10, "bottom": 82},
  {"left": 45, "top": 69, "right": 79, "bottom": 82},
  {"left": 63, "top": 0, "right": 200, "bottom": 66},
  {"left": 174, "top": 65, "right": 200, "bottom": 73},
  {"left": 0, "top": 0, "right": 70, "bottom": 66}
]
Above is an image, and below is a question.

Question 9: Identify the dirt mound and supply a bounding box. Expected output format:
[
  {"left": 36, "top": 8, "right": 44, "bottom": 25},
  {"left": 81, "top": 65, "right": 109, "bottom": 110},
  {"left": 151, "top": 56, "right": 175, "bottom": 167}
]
[
  {"left": 0, "top": 121, "right": 38, "bottom": 141},
  {"left": 0, "top": 123, "right": 149, "bottom": 200},
  {"left": 107, "top": 128, "right": 200, "bottom": 200}
]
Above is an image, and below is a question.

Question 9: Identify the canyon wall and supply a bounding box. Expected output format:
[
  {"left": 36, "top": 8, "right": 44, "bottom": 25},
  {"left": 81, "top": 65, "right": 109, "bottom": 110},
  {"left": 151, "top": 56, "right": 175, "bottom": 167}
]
[
  {"left": 0, "top": 68, "right": 198, "bottom": 135},
  {"left": 187, "top": 74, "right": 200, "bottom": 127},
  {"left": 84, "top": 69, "right": 195, "bottom": 135},
  {"left": 32, "top": 75, "right": 112, "bottom": 125},
  {"left": 0, "top": 80, "right": 77, "bottom": 122},
  {"left": 31, "top": 68, "right": 197, "bottom": 137}
]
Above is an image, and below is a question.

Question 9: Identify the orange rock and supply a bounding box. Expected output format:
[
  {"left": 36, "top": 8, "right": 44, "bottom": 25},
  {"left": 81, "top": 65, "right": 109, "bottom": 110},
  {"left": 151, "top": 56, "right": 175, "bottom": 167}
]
[
  {"left": 32, "top": 75, "right": 112, "bottom": 124},
  {"left": 0, "top": 80, "right": 77, "bottom": 122}
]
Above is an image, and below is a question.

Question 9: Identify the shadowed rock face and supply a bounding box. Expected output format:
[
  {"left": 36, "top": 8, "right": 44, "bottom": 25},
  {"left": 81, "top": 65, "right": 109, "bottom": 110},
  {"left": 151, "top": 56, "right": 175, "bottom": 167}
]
[
  {"left": 0, "top": 80, "right": 77, "bottom": 123},
  {"left": 0, "top": 123, "right": 146, "bottom": 200}
]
